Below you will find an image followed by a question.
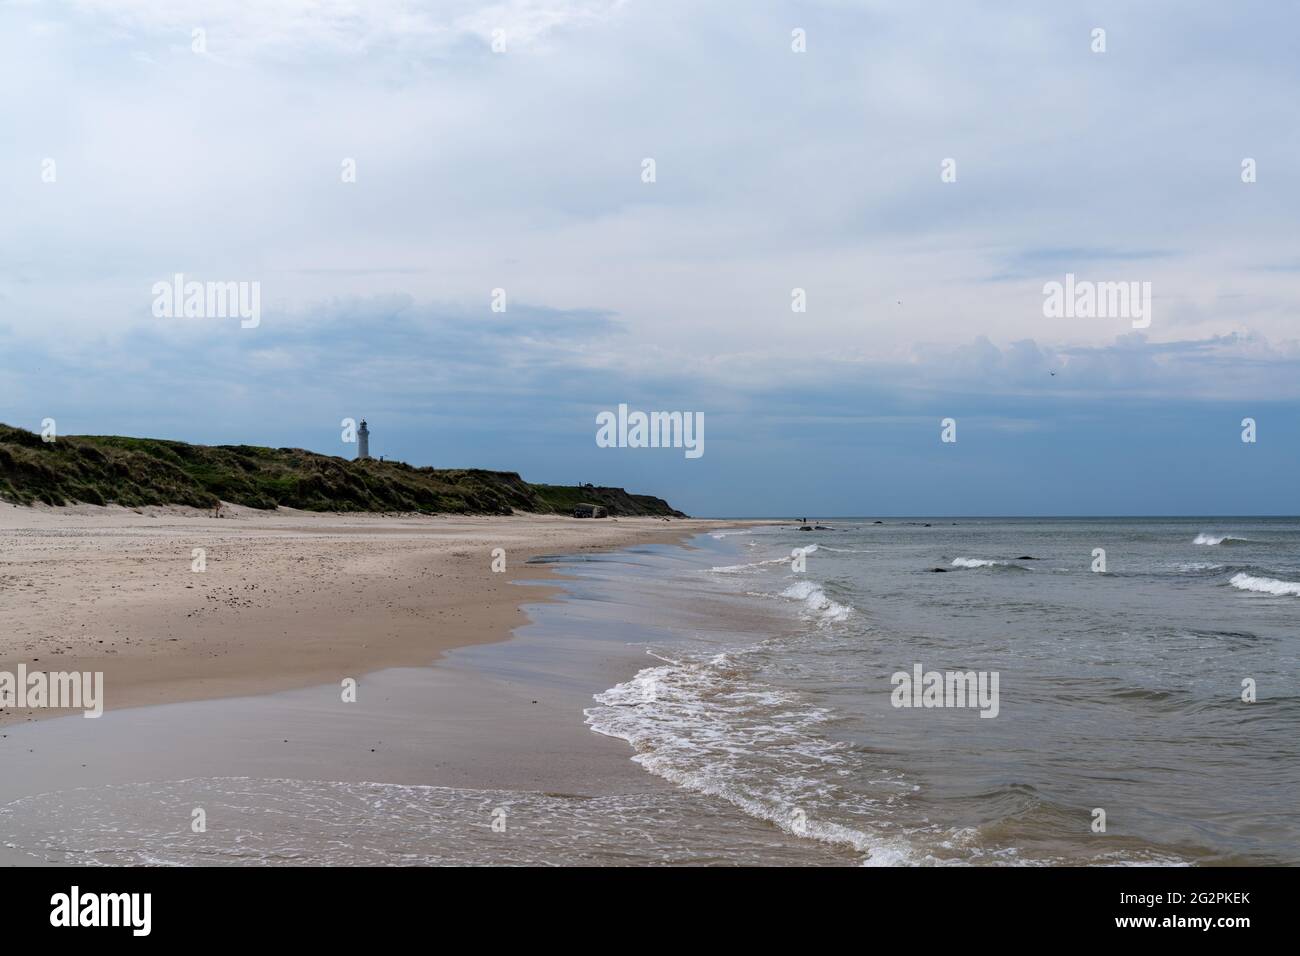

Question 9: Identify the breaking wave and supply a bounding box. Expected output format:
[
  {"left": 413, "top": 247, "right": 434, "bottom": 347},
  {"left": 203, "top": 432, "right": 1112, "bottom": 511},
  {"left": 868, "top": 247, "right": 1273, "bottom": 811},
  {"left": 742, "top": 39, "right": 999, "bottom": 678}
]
[
  {"left": 1229, "top": 573, "right": 1300, "bottom": 597},
  {"left": 710, "top": 557, "right": 792, "bottom": 574},
  {"left": 1194, "top": 533, "right": 1249, "bottom": 546},
  {"left": 584, "top": 652, "right": 917, "bottom": 865},
  {"left": 779, "top": 579, "right": 853, "bottom": 624},
  {"left": 710, "top": 545, "right": 818, "bottom": 575}
]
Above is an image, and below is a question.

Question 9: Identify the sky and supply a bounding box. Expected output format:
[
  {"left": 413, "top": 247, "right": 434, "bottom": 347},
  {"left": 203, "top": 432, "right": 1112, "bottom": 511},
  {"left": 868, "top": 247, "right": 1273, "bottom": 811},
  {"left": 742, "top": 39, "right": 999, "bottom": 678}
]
[{"left": 1, "top": 0, "right": 1298, "bottom": 516}]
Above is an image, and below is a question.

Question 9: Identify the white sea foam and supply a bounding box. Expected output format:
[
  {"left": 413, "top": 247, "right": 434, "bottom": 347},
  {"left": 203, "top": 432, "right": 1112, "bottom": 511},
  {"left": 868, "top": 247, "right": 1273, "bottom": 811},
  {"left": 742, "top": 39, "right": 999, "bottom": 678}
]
[
  {"left": 1194, "top": 533, "right": 1248, "bottom": 546},
  {"left": 710, "top": 557, "right": 790, "bottom": 574},
  {"left": 710, "top": 544, "right": 819, "bottom": 574},
  {"left": 0, "top": 776, "right": 827, "bottom": 866},
  {"left": 779, "top": 579, "right": 852, "bottom": 623},
  {"left": 951, "top": 557, "right": 1008, "bottom": 568},
  {"left": 1229, "top": 572, "right": 1300, "bottom": 596},
  {"left": 585, "top": 652, "right": 918, "bottom": 865}
]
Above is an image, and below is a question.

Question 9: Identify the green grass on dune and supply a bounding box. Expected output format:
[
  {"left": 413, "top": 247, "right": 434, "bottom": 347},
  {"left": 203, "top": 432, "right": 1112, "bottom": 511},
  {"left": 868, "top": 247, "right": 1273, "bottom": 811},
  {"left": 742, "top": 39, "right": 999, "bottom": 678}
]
[{"left": 0, "top": 424, "right": 686, "bottom": 517}]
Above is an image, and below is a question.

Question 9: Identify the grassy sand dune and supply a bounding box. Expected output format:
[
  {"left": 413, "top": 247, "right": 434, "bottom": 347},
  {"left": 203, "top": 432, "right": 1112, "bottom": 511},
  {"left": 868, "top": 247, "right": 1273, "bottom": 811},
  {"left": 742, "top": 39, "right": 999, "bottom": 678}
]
[{"left": 0, "top": 424, "right": 684, "bottom": 516}]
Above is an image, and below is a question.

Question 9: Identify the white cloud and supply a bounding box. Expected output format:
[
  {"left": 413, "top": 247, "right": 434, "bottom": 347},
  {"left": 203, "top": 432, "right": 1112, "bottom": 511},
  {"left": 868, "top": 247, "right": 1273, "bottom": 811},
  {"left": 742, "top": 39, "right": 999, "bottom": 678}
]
[
  {"left": 66, "top": 0, "right": 624, "bottom": 60},
  {"left": 2, "top": 0, "right": 1298, "bottom": 406}
]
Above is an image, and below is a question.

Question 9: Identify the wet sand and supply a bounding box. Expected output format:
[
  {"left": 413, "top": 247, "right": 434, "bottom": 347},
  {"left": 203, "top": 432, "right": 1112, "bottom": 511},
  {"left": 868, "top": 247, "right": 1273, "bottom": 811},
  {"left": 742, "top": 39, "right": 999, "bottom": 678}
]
[{"left": 0, "top": 503, "right": 733, "bottom": 726}]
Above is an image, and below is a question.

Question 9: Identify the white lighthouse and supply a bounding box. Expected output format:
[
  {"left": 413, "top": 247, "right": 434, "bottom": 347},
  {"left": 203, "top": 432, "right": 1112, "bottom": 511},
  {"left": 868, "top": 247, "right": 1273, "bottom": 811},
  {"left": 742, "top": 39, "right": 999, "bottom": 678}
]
[{"left": 357, "top": 419, "right": 370, "bottom": 460}]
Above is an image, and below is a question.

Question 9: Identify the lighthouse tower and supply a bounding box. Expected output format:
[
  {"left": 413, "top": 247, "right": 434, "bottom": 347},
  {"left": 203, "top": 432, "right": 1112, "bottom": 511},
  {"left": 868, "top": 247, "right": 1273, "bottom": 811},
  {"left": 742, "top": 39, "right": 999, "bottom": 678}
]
[{"left": 357, "top": 419, "right": 370, "bottom": 460}]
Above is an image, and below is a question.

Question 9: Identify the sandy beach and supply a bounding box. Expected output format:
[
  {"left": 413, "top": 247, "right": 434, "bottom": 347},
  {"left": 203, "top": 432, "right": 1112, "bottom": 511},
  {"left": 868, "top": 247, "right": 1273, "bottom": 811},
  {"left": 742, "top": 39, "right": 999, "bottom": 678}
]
[
  {"left": 0, "top": 504, "right": 731, "bottom": 727},
  {"left": 1, "top": 506, "right": 839, "bottom": 866}
]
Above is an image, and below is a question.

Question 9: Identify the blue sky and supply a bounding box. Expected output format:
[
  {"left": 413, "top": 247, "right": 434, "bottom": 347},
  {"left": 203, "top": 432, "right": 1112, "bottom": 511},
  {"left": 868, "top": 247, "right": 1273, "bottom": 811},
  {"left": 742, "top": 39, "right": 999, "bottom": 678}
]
[{"left": 2, "top": 1, "right": 1298, "bottom": 516}]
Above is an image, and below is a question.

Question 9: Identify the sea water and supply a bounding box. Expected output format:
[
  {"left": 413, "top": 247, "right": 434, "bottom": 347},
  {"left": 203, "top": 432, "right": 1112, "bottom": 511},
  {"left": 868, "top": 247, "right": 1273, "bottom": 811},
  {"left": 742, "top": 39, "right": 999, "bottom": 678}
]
[{"left": 583, "top": 518, "right": 1300, "bottom": 865}]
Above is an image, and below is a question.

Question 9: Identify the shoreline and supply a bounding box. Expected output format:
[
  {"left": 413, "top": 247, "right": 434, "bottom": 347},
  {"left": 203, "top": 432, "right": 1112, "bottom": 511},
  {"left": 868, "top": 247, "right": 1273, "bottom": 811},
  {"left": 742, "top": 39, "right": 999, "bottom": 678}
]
[
  {"left": 0, "top": 517, "right": 834, "bottom": 866},
  {"left": 15, "top": 516, "right": 1261, "bottom": 866},
  {"left": 0, "top": 503, "right": 752, "bottom": 728}
]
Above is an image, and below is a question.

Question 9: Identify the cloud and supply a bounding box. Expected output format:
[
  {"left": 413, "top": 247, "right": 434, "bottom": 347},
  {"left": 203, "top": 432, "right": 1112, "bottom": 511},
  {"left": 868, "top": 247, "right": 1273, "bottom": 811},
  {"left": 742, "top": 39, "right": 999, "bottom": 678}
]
[
  {"left": 3, "top": 1, "right": 1299, "bottom": 512},
  {"left": 65, "top": 0, "right": 625, "bottom": 62},
  {"left": 907, "top": 332, "right": 1300, "bottom": 401}
]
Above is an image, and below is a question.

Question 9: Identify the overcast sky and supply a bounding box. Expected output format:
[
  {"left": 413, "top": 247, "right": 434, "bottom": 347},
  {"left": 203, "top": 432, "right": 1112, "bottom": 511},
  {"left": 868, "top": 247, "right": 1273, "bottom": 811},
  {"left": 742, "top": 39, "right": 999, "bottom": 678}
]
[{"left": 2, "top": 0, "right": 1297, "bottom": 515}]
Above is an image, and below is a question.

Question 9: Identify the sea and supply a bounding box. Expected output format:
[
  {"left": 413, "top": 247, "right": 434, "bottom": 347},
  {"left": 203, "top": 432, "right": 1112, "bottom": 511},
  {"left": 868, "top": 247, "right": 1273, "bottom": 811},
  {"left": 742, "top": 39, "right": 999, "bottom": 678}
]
[{"left": 577, "top": 517, "right": 1300, "bottom": 865}]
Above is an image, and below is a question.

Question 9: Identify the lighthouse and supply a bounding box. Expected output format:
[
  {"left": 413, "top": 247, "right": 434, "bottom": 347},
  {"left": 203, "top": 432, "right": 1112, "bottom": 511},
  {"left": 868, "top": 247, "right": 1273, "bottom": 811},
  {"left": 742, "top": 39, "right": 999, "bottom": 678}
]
[{"left": 357, "top": 419, "right": 370, "bottom": 460}]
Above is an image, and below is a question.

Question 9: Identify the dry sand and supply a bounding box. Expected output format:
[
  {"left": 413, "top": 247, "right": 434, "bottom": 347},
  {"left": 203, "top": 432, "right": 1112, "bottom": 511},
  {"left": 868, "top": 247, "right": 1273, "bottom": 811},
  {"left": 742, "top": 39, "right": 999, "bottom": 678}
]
[{"left": 0, "top": 503, "right": 737, "bottom": 727}]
